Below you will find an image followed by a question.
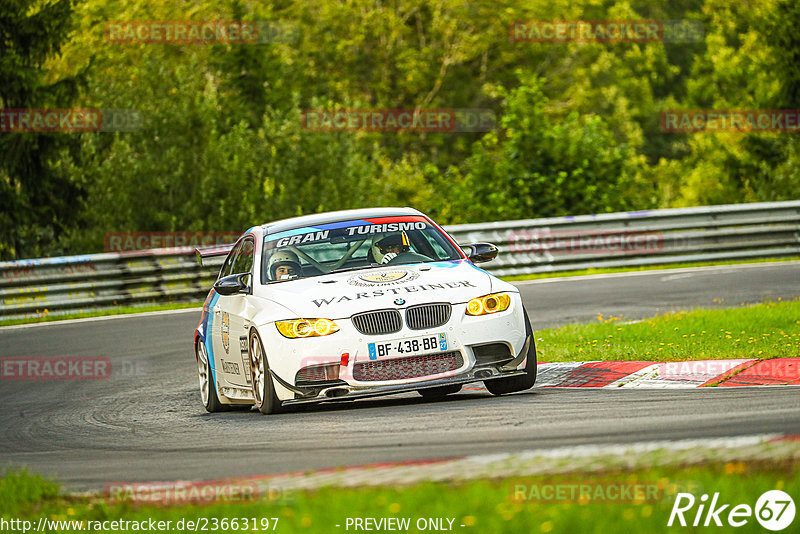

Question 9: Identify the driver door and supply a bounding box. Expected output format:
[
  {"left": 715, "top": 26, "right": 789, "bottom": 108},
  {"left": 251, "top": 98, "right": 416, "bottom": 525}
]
[{"left": 212, "top": 236, "right": 255, "bottom": 389}]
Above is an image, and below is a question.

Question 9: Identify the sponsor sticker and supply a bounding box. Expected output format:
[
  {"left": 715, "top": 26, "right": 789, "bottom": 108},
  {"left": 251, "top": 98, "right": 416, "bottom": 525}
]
[
  {"left": 221, "top": 312, "right": 230, "bottom": 354},
  {"left": 239, "top": 336, "right": 251, "bottom": 384},
  {"left": 348, "top": 270, "right": 420, "bottom": 286},
  {"left": 312, "top": 281, "right": 477, "bottom": 307},
  {"left": 221, "top": 360, "right": 241, "bottom": 375}
]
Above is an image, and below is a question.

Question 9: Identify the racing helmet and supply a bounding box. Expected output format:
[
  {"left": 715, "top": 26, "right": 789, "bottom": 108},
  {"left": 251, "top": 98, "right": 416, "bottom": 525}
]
[
  {"left": 371, "top": 232, "right": 410, "bottom": 264},
  {"left": 268, "top": 250, "right": 301, "bottom": 280}
]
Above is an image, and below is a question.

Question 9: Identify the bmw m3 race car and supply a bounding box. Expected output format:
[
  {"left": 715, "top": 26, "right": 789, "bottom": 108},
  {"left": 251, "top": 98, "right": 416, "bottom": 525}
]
[{"left": 193, "top": 207, "right": 537, "bottom": 414}]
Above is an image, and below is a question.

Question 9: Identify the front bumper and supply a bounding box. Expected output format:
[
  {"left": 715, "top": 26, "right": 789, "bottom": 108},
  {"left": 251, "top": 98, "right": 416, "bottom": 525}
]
[
  {"left": 277, "top": 335, "right": 530, "bottom": 405},
  {"left": 273, "top": 358, "right": 525, "bottom": 406},
  {"left": 258, "top": 297, "right": 528, "bottom": 402}
]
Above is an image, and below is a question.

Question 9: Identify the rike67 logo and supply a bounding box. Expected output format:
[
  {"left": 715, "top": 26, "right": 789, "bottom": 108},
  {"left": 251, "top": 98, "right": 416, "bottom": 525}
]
[{"left": 668, "top": 490, "right": 795, "bottom": 530}]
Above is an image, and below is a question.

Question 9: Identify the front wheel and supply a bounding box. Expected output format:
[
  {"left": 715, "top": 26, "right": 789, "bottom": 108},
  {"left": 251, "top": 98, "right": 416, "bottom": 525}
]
[
  {"left": 197, "top": 340, "right": 225, "bottom": 412},
  {"left": 249, "top": 329, "right": 283, "bottom": 415},
  {"left": 484, "top": 311, "right": 537, "bottom": 395}
]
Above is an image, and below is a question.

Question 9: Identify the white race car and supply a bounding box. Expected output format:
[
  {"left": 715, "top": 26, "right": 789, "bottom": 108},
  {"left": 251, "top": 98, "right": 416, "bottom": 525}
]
[{"left": 193, "top": 207, "right": 536, "bottom": 414}]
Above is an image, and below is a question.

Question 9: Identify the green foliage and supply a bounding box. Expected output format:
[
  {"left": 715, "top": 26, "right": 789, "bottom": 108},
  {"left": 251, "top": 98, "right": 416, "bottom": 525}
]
[
  {"left": 0, "top": 469, "right": 60, "bottom": 514},
  {"left": 452, "top": 75, "right": 646, "bottom": 222},
  {"left": 0, "top": 0, "right": 88, "bottom": 259},
  {"left": 4, "top": 0, "right": 800, "bottom": 258}
]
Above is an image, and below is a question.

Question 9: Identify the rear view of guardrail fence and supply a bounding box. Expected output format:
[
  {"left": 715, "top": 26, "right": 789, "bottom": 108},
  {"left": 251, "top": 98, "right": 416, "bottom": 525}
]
[{"left": 1, "top": 201, "right": 799, "bottom": 321}]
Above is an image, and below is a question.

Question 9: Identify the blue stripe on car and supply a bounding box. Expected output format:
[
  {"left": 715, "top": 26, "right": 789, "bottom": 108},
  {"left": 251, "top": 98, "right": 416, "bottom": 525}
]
[{"left": 204, "top": 292, "right": 220, "bottom": 375}]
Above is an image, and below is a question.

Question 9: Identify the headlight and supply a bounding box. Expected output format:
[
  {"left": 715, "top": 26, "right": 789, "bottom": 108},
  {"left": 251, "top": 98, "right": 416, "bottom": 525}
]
[
  {"left": 465, "top": 293, "right": 512, "bottom": 316},
  {"left": 276, "top": 318, "right": 340, "bottom": 338}
]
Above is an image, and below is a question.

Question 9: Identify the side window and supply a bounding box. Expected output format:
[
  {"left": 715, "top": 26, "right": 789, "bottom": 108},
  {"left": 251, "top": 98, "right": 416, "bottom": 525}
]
[
  {"left": 219, "top": 242, "right": 242, "bottom": 279},
  {"left": 232, "top": 238, "right": 255, "bottom": 274}
]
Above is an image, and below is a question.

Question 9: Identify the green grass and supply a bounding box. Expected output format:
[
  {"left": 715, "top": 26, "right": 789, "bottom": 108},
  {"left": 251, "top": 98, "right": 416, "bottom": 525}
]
[
  {"left": 536, "top": 299, "right": 800, "bottom": 362},
  {"left": 0, "top": 301, "right": 203, "bottom": 327},
  {"left": 501, "top": 257, "right": 800, "bottom": 282},
  {"left": 1, "top": 460, "right": 796, "bottom": 533},
  {"left": 0, "top": 469, "right": 61, "bottom": 516}
]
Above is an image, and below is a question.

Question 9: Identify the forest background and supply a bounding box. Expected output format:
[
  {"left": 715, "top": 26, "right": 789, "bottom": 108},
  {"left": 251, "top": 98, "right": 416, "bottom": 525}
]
[{"left": 2, "top": 0, "right": 799, "bottom": 260}]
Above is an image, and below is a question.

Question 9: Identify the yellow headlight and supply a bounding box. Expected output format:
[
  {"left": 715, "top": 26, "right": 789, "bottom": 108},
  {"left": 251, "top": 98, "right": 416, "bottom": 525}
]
[
  {"left": 276, "top": 319, "right": 340, "bottom": 338},
  {"left": 465, "top": 293, "right": 512, "bottom": 316},
  {"left": 466, "top": 299, "right": 484, "bottom": 315}
]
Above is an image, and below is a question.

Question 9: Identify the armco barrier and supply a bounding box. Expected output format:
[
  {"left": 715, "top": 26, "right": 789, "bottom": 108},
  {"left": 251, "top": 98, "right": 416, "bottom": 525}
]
[
  {"left": 0, "top": 251, "right": 225, "bottom": 321},
  {"left": 1, "top": 201, "right": 799, "bottom": 321},
  {"left": 443, "top": 200, "right": 800, "bottom": 276}
]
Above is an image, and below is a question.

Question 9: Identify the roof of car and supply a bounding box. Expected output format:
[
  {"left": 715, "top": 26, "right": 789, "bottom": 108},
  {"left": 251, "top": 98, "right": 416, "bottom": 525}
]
[{"left": 260, "top": 207, "right": 425, "bottom": 234}]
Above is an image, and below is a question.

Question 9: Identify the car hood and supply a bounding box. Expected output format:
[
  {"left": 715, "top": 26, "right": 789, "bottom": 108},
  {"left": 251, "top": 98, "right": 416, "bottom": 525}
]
[{"left": 255, "top": 260, "right": 502, "bottom": 319}]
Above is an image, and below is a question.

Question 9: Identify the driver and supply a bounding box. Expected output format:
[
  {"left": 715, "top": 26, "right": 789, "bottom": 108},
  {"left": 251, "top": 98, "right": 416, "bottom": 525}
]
[
  {"left": 267, "top": 250, "right": 302, "bottom": 280},
  {"left": 371, "top": 232, "right": 410, "bottom": 264}
]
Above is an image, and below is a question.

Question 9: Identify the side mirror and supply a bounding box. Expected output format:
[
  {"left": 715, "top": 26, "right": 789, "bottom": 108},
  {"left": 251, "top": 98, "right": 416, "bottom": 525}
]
[
  {"left": 462, "top": 242, "right": 499, "bottom": 263},
  {"left": 213, "top": 273, "right": 251, "bottom": 295}
]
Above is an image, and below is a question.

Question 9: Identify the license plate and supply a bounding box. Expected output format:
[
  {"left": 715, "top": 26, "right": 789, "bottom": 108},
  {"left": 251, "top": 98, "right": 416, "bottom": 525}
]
[{"left": 368, "top": 333, "right": 447, "bottom": 360}]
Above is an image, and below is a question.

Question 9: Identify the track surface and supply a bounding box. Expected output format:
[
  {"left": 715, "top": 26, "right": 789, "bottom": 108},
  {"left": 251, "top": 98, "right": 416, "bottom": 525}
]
[{"left": 1, "top": 262, "right": 798, "bottom": 491}]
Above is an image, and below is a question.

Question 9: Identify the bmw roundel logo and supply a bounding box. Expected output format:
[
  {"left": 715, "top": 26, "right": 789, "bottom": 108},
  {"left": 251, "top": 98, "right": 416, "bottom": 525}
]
[{"left": 394, "top": 298, "right": 405, "bottom": 306}]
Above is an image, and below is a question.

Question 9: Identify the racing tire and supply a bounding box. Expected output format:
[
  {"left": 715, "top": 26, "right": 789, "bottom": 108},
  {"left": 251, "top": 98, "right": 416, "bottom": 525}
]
[
  {"left": 196, "top": 340, "right": 225, "bottom": 413},
  {"left": 418, "top": 384, "right": 462, "bottom": 399},
  {"left": 484, "top": 310, "right": 537, "bottom": 396},
  {"left": 249, "top": 329, "right": 283, "bottom": 415}
]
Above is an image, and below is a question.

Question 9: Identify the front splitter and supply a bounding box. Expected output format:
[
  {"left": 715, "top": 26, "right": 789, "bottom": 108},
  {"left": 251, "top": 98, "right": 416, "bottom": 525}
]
[{"left": 281, "top": 369, "right": 527, "bottom": 405}]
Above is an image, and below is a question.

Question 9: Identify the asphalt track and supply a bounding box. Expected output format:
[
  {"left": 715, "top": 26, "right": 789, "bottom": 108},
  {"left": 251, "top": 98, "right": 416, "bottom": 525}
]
[{"left": 1, "top": 262, "right": 798, "bottom": 491}]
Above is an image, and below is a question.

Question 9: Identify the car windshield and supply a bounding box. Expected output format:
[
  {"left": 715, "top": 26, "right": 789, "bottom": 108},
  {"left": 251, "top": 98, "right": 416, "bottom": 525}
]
[{"left": 261, "top": 216, "right": 463, "bottom": 284}]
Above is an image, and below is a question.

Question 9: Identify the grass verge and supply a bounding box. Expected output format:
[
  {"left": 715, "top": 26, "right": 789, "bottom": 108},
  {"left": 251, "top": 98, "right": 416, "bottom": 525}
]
[
  {"left": 1, "top": 460, "right": 796, "bottom": 533},
  {"left": 0, "top": 302, "right": 203, "bottom": 328},
  {"left": 502, "top": 257, "right": 800, "bottom": 282},
  {"left": 536, "top": 299, "right": 800, "bottom": 362}
]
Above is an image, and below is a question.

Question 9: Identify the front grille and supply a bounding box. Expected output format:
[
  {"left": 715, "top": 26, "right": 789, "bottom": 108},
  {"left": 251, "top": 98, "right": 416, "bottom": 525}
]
[
  {"left": 472, "top": 343, "right": 513, "bottom": 366},
  {"left": 353, "top": 351, "right": 463, "bottom": 381},
  {"left": 352, "top": 310, "right": 402, "bottom": 335},
  {"left": 406, "top": 303, "right": 451, "bottom": 330}
]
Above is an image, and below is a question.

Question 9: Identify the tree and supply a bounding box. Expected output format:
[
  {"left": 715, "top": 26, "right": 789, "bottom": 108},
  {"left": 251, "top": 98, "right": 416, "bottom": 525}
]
[
  {"left": 453, "top": 74, "right": 648, "bottom": 222},
  {"left": 0, "top": 0, "right": 88, "bottom": 259}
]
